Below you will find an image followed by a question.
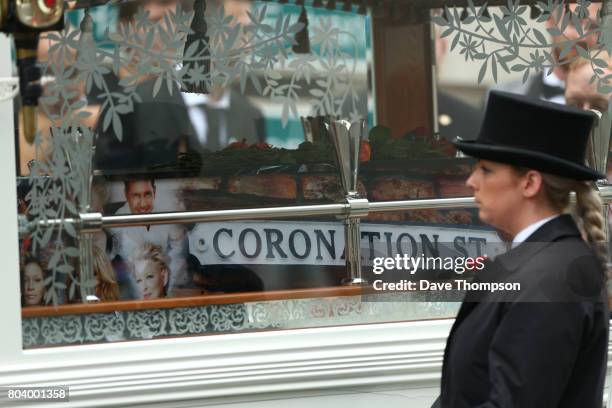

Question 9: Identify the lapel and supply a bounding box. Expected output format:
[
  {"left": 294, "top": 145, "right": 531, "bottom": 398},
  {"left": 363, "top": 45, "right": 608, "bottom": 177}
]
[
  {"left": 449, "top": 258, "right": 504, "bottom": 334},
  {"left": 448, "top": 214, "right": 582, "bottom": 336},
  {"left": 495, "top": 214, "right": 581, "bottom": 272}
]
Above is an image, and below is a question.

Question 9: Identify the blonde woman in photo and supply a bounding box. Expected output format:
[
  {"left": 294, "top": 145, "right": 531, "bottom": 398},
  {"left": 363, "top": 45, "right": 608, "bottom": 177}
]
[{"left": 129, "top": 243, "right": 169, "bottom": 300}]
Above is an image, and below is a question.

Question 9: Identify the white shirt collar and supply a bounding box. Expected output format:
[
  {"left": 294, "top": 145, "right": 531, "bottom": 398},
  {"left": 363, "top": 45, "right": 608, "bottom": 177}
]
[
  {"left": 542, "top": 71, "right": 564, "bottom": 87},
  {"left": 512, "top": 214, "right": 560, "bottom": 248},
  {"left": 181, "top": 90, "right": 231, "bottom": 109},
  {"left": 542, "top": 72, "right": 566, "bottom": 104}
]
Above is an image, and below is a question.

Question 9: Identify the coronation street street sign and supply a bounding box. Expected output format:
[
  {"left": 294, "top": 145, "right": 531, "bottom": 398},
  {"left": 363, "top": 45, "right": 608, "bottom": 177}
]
[{"left": 188, "top": 221, "right": 504, "bottom": 266}]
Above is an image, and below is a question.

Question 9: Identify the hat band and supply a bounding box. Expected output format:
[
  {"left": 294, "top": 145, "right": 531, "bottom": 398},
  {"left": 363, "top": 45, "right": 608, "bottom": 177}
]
[{"left": 476, "top": 137, "right": 585, "bottom": 167}]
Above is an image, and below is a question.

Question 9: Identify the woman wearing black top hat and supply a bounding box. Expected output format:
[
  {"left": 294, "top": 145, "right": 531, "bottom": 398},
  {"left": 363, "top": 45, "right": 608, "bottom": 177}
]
[{"left": 439, "top": 91, "right": 609, "bottom": 408}]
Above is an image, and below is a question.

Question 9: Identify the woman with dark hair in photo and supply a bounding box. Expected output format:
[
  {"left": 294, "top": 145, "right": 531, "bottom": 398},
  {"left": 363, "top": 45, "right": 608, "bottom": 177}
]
[
  {"left": 438, "top": 91, "right": 609, "bottom": 407},
  {"left": 21, "top": 256, "right": 48, "bottom": 307}
]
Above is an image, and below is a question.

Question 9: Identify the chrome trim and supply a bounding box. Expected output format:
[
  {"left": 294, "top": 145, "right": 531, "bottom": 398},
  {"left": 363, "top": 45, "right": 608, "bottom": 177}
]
[
  {"left": 598, "top": 185, "right": 612, "bottom": 204},
  {"left": 369, "top": 196, "right": 476, "bottom": 212},
  {"left": 102, "top": 203, "right": 349, "bottom": 229},
  {"left": 22, "top": 185, "right": 612, "bottom": 236},
  {"left": 346, "top": 197, "right": 369, "bottom": 218},
  {"left": 329, "top": 118, "right": 367, "bottom": 284},
  {"left": 79, "top": 212, "right": 103, "bottom": 233}
]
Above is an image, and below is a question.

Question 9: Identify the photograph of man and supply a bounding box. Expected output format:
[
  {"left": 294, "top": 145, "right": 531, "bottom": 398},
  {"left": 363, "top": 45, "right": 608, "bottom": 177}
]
[
  {"left": 110, "top": 178, "right": 188, "bottom": 295},
  {"left": 129, "top": 243, "right": 170, "bottom": 300}
]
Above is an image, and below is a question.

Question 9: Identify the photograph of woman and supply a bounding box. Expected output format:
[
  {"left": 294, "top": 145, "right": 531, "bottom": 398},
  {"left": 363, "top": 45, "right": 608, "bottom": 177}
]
[
  {"left": 129, "top": 243, "right": 169, "bottom": 300},
  {"left": 21, "top": 257, "right": 48, "bottom": 307},
  {"left": 93, "top": 246, "right": 120, "bottom": 302},
  {"left": 438, "top": 91, "right": 609, "bottom": 407}
]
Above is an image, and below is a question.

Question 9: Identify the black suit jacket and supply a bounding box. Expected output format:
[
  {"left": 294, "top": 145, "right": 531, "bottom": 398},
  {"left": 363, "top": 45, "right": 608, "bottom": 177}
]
[
  {"left": 440, "top": 215, "right": 609, "bottom": 408},
  {"left": 94, "top": 77, "right": 194, "bottom": 171},
  {"left": 184, "top": 89, "right": 266, "bottom": 153},
  {"left": 94, "top": 78, "right": 266, "bottom": 171}
]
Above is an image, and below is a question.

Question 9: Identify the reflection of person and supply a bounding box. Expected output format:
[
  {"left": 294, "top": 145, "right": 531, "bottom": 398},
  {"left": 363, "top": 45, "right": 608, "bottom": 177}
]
[
  {"left": 93, "top": 77, "right": 194, "bottom": 170},
  {"left": 93, "top": 246, "right": 120, "bottom": 301},
  {"left": 182, "top": 88, "right": 266, "bottom": 152},
  {"left": 129, "top": 243, "right": 169, "bottom": 300},
  {"left": 181, "top": 0, "right": 266, "bottom": 152},
  {"left": 439, "top": 91, "right": 608, "bottom": 407},
  {"left": 565, "top": 55, "right": 612, "bottom": 111},
  {"left": 565, "top": 55, "right": 612, "bottom": 266},
  {"left": 21, "top": 257, "right": 47, "bottom": 306},
  {"left": 491, "top": 3, "right": 600, "bottom": 104},
  {"left": 93, "top": 0, "right": 266, "bottom": 171},
  {"left": 93, "top": 0, "right": 195, "bottom": 170},
  {"left": 110, "top": 178, "right": 188, "bottom": 291}
]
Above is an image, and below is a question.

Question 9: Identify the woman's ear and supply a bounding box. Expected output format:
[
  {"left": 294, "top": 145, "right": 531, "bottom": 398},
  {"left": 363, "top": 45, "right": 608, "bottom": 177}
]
[
  {"left": 522, "top": 170, "right": 544, "bottom": 198},
  {"left": 162, "top": 268, "right": 169, "bottom": 287}
]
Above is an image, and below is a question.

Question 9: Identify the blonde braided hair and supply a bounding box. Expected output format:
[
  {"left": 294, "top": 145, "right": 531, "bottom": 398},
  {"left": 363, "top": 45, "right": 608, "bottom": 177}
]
[
  {"left": 539, "top": 173, "right": 608, "bottom": 272},
  {"left": 512, "top": 166, "right": 608, "bottom": 273}
]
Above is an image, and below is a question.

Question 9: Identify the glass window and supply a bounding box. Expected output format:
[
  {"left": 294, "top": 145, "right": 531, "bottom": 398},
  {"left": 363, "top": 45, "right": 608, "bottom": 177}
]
[{"left": 16, "top": 1, "right": 518, "bottom": 349}]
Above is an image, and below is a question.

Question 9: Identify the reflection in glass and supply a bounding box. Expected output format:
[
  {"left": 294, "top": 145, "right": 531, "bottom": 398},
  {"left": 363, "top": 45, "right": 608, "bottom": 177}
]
[{"left": 12, "top": 1, "right": 516, "bottom": 349}]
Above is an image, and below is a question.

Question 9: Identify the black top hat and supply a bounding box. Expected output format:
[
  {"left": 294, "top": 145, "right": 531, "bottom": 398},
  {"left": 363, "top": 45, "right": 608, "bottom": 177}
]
[{"left": 453, "top": 91, "right": 604, "bottom": 180}]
